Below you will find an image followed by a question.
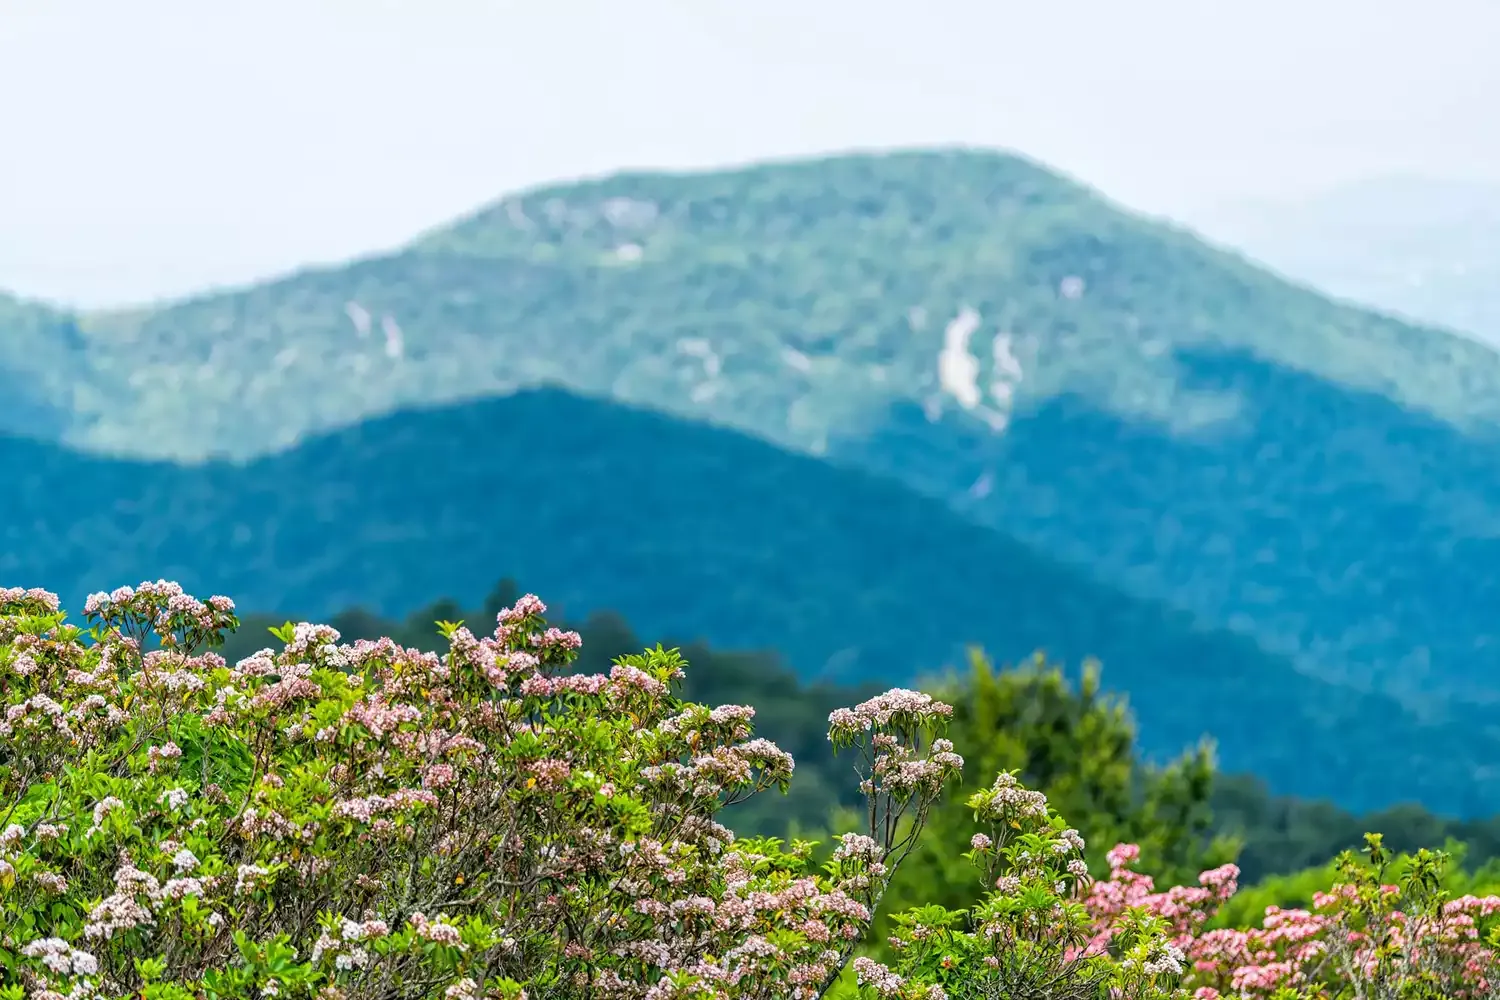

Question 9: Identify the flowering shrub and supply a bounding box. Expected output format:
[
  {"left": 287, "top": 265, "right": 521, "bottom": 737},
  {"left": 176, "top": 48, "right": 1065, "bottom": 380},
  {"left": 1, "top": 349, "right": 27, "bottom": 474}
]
[
  {"left": 848, "top": 778, "right": 1500, "bottom": 1000},
  {"left": 848, "top": 771, "right": 1191, "bottom": 1000},
  {"left": 1074, "top": 833, "right": 1500, "bottom": 999},
  {"left": 8, "top": 580, "right": 1500, "bottom": 1000},
  {"left": 0, "top": 583, "right": 964, "bottom": 1000},
  {"left": 866, "top": 649, "right": 1235, "bottom": 957}
]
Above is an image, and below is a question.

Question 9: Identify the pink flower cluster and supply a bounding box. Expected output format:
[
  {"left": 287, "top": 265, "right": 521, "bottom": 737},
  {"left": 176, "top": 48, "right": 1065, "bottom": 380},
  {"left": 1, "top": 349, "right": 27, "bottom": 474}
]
[
  {"left": 1075, "top": 841, "right": 1500, "bottom": 997},
  {"left": 0, "top": 581, "right": 963, "bottom": 1000}
]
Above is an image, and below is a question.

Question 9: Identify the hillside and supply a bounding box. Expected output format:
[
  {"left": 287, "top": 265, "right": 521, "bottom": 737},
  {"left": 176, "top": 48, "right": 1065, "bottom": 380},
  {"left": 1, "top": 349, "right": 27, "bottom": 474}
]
[
  {"left": 18, "top": 151, "right": 1500, "bottom": 461},
  {"left": 3, "top": 386, "right": 1500, "bottom": 815},
  {"left": 836, "top": 347, "right": 1500, "bottom": 711},
  {"left": 0, "top": 293, "right": 90, "bottom": 441},
  {"left": 7, "top": 148, "right": 1500, "bottom": 710}
]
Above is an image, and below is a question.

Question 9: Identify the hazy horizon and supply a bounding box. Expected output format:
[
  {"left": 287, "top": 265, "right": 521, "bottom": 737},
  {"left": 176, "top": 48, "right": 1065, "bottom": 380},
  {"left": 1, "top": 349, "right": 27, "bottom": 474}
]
[{"left": 4, "top": 0, "right": 1497, "bottom": 309}]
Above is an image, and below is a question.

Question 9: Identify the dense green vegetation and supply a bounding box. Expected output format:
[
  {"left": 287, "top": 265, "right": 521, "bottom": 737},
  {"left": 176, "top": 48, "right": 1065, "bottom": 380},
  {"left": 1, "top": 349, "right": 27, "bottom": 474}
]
[
  {"left": 844, "top": 344, "right": 1500, "bottom": 718},
  {"left": 16, "top": 150, "right": 1500, "bottom": 461},
  {"left": 21, "top": 585, "right": 1492, "bottom": 998},
  {"left": 217, "top": 582, "right": 1500, "bottom": 883},
  {"left": 8, "top": 387, "right": 1498, "bottom": 814}
]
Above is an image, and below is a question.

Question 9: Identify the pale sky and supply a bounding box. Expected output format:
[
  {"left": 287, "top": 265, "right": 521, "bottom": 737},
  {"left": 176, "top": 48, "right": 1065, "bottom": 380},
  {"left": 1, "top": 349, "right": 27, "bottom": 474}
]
[{"left": 2, "top": 0, "right": 1496, "bottom": 308}]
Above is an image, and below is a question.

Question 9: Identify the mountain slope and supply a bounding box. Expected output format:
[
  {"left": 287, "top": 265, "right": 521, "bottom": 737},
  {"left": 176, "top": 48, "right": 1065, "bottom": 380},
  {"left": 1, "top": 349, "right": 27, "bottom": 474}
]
[
  {"left": 836, "top": 345, "right": 1500, "bottom": 712},
  {"left": 7, "top": 147, "right": 1500, "bottom": 710},
  {"left": 20, "top": 149, "right": 1500, "bottom": 460},
  {"left": 3, "top": 386, "right": 1498, "bottom": 815},
  {"left": 0, "top": 293, "right": 91, "bottom": 441}
]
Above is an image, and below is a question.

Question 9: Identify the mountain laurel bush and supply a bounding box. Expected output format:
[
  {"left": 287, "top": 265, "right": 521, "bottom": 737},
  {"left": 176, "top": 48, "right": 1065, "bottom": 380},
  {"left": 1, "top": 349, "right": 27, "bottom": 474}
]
[
  {"left": 0, "top": 582, "right": 970, "bottom": 1000},
  {"left": 2, "top": 582, "right": 1497, "bottom": 1000}
]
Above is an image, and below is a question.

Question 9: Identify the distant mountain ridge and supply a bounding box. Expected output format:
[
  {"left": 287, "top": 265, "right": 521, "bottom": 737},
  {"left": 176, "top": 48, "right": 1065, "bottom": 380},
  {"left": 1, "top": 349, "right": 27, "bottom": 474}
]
[
  {"left": 4, "top": 385, "right": 1499, "bottom": 816},
  {"left": 6, "top": 147, "right": 1500, "bottom": 734},
  {"left": 835, "top": 343, "right": 1500, "bottom": 713},
  {"left": 1196, "top": 175, "right": 1500, "bottom": 345},
  {"left": 9, "top": 150, "right": 1500, "bottom": 461}
]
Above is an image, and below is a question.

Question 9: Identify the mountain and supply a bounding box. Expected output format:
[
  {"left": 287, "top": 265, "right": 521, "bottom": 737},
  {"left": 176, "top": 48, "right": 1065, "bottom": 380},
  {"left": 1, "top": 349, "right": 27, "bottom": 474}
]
[
  {"left": 4, "top": 385, "right": 1498, "bottom": 815},
  {"left": 20, "top": 152, "right": 1500, "bottom": 462},
  {"left": 7, "top": 147, "right": 1500, "bottom": 713},
  {"left": 0, "top": 293, "right": 90, "bottom": 441},
  {"left": 1195, "top": 175, "right": 1500, "bottom": 345}
]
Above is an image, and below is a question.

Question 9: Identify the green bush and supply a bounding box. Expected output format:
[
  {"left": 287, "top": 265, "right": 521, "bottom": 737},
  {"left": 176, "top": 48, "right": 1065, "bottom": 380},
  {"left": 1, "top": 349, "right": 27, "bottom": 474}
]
[{"left": 0, "top": 582, "right": 966, "bottom": 998}]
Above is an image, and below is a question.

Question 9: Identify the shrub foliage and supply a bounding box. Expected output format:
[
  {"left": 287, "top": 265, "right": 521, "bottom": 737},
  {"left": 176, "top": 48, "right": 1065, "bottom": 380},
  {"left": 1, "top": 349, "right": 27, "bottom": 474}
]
[{"left": 3, "top": 582, "right": 1500, "bottom": 1000}]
